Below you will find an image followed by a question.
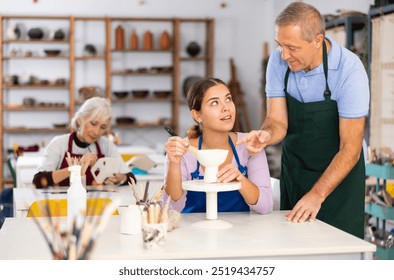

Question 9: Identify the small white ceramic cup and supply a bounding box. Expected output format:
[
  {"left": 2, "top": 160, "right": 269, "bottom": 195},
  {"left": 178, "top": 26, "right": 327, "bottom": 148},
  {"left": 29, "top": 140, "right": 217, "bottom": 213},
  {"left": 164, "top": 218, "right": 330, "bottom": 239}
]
[{"left": 118, "top": 205, "right": 141, "bottom": 235}]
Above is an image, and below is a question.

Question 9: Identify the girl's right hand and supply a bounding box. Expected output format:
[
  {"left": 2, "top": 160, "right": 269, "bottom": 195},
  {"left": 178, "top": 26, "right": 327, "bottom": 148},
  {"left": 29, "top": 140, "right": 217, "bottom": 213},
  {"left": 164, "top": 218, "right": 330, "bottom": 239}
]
[{"left": 165, "top": 136, "right": 190, "bottom": 163}]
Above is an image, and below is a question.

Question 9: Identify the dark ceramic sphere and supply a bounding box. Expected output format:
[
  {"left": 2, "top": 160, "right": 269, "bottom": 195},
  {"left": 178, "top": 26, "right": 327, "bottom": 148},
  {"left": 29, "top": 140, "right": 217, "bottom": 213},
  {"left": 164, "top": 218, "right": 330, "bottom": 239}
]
[
  {"left": 28, "top": 28, "right": 44, "bottom": 40},
  {"left": 186, "top": 41, "right": 201, "bottom": 57},
  {"left": 54, "top": 29, "right": 65, "bottom": 40},
  {"left": 84, "top": 44, "right": 97, "bottom": 55}
]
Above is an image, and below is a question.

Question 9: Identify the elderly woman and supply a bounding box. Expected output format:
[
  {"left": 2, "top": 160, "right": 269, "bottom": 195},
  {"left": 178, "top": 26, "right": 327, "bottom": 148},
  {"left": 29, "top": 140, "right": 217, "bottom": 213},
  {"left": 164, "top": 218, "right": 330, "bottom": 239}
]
[{"left": 33, "top": 97, "right": 135, "bottom": 188}]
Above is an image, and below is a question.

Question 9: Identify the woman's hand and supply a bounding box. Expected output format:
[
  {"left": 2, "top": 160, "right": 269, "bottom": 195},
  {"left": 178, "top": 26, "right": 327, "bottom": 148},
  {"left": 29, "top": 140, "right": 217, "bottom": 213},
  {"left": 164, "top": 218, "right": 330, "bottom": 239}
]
[
  {"left": 80, "top": 153, "right": 98, "bottom": 167},
  {"left": 164, "top": 136, "right": 190, "bottom": 163},
  {"left": 80, "top": 153, "right": 98, "bottom": 175},
  {"left": 104, "top": 173, "right": 127, "bottom": 185},
  {"left": 216, "top": 164, "right": 245, "bottom": 183}
]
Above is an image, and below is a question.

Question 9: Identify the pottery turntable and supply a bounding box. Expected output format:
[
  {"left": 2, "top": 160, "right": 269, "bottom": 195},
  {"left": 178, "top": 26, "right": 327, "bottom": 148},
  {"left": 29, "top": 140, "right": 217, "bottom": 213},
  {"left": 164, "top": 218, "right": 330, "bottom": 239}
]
[{"left": 182, "top": 149, "right": 241, "bottom": 230}]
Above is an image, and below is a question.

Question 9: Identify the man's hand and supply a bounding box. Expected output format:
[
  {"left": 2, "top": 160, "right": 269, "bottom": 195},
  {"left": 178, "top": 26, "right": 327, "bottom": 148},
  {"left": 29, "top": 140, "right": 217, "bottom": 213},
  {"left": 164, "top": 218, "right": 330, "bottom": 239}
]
[
  {"left": 236, "top": 130, "right": 271, "bottom": 155},
  {"left": 285, "top": 190, "right": 324, "bottom": 223}
]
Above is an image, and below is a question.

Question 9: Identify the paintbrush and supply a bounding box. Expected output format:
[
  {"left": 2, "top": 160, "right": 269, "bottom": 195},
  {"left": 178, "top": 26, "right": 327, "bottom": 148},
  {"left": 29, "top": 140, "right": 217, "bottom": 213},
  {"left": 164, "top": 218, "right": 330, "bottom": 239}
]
[
  {"left": 150, "top": 184, "right": 165, "bottom": 203},
  {"left": 164, "top": 126, "right": 198, "bottom": 156},
  {"left": 159, "top": 195, "right": 171, "bottom": 223},
  {"left": 128, "top": 179, "right": 141, "bottom": 203},
  {"left": 79, "top": 199, "right": 120, "bottom": 259},
  {"left": 143, "top": 180, "right": 150, "bottom": 203},
  {"left": 29, "top": 211, "right": 57, "bottom": 258}
]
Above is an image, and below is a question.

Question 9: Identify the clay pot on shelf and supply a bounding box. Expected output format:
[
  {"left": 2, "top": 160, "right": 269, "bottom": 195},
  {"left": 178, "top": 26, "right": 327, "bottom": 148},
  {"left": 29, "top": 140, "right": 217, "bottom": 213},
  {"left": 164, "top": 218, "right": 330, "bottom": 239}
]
[
  {"left": 79, "top": 86, "right": 102, "bottom": 101},
  {"left": 23, "top": 97, "right": 36, "bottom": 107},
  {"left": 159, "top": 31, "right": 171, "bottom": 50},
  {"left": 28, "top": 27, "right": 44, "bottom": 40},
  {"left": 6, "top": 24, "right": 22, "bottom": 40},
  {"left": 186, "top": 41, "right": 201, "bottom": 57},
  {"left": 115, "top": 25, "right": 125, "bottom": 50},
  {"left": 130, "top": 30, "right": 139, "bottom": 50},
  {"left": 143, "top": 31, "right": 153, "bottom": 50},
  {"left": 53, "top": 29, "right": 65, "bottom": 40},
  {"left": 4, "top": 75, "right": 19, "bottom": 86},
  {"left": 84, "top": 44, "right": 97, "bottom": 56}
]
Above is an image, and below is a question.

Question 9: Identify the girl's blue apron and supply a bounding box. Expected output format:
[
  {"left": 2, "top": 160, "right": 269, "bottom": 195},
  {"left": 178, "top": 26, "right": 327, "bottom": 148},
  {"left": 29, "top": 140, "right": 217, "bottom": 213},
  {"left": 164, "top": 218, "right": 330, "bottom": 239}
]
[{"left": 182, "top": 135, "right": 249, "bottom": 213}]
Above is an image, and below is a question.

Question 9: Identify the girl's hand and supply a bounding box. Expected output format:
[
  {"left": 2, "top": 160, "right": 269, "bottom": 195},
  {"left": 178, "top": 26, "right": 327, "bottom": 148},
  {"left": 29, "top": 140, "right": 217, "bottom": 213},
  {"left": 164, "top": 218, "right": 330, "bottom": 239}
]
[
  {"left": 164, "top": 136, "right": 190, "bottom": 163},
  {"left": 216, "top": 164, "right": 245, "bottom": 183}
]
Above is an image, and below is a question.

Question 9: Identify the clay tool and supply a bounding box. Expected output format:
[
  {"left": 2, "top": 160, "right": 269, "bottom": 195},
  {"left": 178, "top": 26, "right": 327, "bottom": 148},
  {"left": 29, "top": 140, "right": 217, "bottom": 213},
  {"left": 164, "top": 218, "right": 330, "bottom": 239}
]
[{"left": 164, "top": 126, "right": 198, "bottom": 155}]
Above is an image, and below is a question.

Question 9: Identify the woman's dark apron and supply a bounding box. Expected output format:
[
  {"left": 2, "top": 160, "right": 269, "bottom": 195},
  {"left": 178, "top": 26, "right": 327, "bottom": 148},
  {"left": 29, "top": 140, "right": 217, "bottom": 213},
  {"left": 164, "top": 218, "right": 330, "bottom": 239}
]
[
  {"left": 280, "top": 41, "right": 365, "bottom": 238},
  {"left": 183, "top": 135, "right": 249, "bottom": 213},
  {"left": 58, "top": 132, "right": 104, "bottom": 186}
]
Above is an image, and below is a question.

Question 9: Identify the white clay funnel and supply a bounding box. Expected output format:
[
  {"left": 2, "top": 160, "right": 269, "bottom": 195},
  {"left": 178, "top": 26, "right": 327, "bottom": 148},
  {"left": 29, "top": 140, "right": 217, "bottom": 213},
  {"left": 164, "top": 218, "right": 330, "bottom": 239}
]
[
  {"left": 164, "top": 127, "right": 228, "bottom": 182},
  {"left": 196, "top": 149, "right": 228, "bottom": 183}
]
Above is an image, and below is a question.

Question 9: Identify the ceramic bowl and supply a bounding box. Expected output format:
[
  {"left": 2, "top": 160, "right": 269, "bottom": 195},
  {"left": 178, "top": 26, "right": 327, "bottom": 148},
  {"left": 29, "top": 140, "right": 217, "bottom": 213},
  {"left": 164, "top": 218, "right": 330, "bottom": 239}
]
[
  {"left": 116, "top": 117, "right": 136, "bottom": 124},
  {"left": 44, "top": 49, "right": 61, "bottom": 56},
  {"left": 113, "top": 91, "right": 128, "bottom": 99},
  {"left": 153, "top": 90, "right": 171, "bottom": 98},
  {"left": 132, "top": 90, "right": 149, "bottom": 98},
  {"left": 196, "top": 149, "right": 228, "bottom": 183}
]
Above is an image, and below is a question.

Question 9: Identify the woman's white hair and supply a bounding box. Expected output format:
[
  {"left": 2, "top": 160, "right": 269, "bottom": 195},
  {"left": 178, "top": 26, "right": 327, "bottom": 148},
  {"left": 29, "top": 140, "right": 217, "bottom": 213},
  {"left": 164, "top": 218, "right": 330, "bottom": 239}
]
[{"left": 70, "top": 97, "right": 113, "bottom": 133}]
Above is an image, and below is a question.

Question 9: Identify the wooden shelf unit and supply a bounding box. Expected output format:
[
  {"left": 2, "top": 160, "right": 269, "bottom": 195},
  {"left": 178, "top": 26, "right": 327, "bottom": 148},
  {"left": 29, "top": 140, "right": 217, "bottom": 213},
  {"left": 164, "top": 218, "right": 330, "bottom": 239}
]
[{"left": 0, "top": 15, "right": 214, "bottom": 188}]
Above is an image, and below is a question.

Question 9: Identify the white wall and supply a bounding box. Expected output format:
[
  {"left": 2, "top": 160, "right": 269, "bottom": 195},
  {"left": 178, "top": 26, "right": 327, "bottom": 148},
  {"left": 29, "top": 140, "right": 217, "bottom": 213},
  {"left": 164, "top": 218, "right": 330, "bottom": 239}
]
[{"left": 1, "top": 0, "right": 374, "bottom": 149}]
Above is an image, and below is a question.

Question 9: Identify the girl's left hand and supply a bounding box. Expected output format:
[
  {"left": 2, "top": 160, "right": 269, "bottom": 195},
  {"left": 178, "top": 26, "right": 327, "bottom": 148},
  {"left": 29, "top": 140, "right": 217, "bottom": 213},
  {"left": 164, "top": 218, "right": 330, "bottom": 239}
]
[{"left": 216, "top": 164, "right": 245, "bottom": 183}]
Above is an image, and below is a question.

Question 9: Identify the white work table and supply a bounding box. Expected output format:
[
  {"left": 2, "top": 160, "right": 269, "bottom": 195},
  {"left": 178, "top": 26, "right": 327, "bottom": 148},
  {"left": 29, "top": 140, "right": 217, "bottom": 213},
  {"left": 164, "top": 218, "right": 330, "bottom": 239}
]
[
  {"left": 13, "top": 182, "right": 163, "bottom": 218},
  {"left": 0, "top": 211, "right": 376, "bottom": 260},
  {"left": 14, "top": 148, "right": 165, "bottom": 188}
]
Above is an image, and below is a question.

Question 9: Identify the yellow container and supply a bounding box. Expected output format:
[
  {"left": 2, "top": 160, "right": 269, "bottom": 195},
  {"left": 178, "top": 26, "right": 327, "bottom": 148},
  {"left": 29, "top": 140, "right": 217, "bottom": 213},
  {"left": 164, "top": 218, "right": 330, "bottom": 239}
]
[
  {"left": 120, "top": 153, "right": 140, "bottom": 163},
  {"left": 386, "top": 179, "right": 394, "bottom": 198}
]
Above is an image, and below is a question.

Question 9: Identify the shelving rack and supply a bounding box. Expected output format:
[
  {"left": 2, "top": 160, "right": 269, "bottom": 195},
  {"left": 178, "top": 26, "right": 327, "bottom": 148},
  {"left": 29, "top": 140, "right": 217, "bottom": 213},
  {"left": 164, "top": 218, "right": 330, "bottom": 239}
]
[
  {"left": 325, "top": 16, "right": 368, "bottom": 50},
  {"left": 0, "top": 15, "right": 214, "bottom": 188},
  {"left": 365, "top": 163, "right": 394, "bottom": 259}
]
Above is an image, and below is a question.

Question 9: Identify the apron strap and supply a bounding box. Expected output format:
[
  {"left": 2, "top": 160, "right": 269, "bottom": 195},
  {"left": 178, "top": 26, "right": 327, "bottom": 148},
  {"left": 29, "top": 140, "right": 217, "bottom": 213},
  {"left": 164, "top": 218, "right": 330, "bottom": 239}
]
[
  {"left": 284, "top": 68, "right": 291, "bottom": 93},
  {"left": 190, "top": 134, "right": 248, "bottom": 178},
  {"left": 229, "top": 136, "right": 247, "bottom": 176},
  {"left": 322, "top": 40, "right": 331, "bottom": 100},
  {"left": 190, "top": 136, "right": 203, "bottom": 179}
]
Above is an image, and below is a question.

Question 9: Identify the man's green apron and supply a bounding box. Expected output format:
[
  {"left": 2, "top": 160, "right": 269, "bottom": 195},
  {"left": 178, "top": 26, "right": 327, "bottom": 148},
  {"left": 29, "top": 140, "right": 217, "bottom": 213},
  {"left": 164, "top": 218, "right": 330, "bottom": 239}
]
[{"left": 280, "top": 41, "right": 365, "bottom": 239}]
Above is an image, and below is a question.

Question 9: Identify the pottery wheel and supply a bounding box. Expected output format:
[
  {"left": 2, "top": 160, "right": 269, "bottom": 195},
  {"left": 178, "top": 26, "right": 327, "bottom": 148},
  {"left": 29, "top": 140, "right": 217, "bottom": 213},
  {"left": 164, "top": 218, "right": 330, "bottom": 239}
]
[
  {"left": 182, "top": 180, "right": 241, "bottom": 193},
  {"left": 182, "top": 180, "right": 241, "bottom": 229}
]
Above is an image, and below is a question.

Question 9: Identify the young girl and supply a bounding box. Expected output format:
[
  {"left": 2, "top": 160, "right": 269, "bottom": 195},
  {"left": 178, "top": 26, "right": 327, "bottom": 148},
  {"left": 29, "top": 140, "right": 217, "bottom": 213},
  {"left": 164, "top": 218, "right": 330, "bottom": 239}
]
[{"left": 163, "top": 78, "right": 272, "bottom": 214}]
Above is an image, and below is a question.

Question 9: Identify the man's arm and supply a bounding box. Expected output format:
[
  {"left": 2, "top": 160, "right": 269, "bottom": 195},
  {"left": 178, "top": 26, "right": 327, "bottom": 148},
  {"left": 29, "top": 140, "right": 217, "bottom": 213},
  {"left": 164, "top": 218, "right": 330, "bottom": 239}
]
[
  {"left": 286, "top": 116, "right": 366, "bottom": 222},
  {"left": 262, "top": 97, "right": 288, "bottom": 145}
]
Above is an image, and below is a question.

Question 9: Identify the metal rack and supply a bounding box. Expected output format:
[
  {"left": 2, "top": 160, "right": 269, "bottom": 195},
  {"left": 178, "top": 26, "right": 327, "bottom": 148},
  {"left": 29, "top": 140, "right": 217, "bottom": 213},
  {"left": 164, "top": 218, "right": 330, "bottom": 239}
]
[{"left": 365, "top": 163, "right": 394, "bottom": 259}]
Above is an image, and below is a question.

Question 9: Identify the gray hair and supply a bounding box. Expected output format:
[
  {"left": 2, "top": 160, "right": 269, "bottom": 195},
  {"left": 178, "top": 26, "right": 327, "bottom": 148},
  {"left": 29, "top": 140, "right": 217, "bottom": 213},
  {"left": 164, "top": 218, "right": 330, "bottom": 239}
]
[
  {"left": 275, "top": 2, "right": 325, "bottom": 42},
  {"left": 70, "top": 97, "right": 113, "bottom": 132}
]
